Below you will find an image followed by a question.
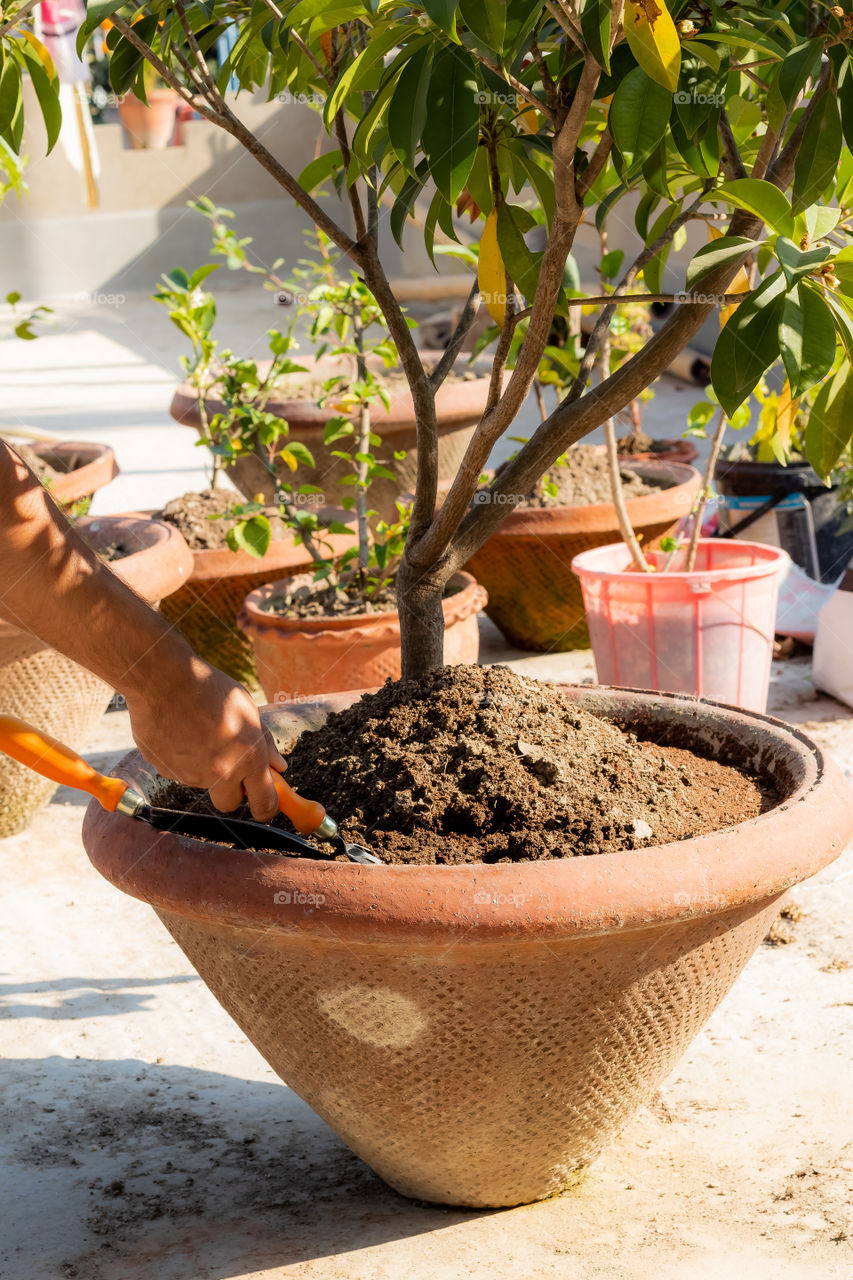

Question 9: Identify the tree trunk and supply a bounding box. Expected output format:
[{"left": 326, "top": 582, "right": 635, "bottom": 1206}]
[{"left": 396, "top": 553, "right": 449, "bottom": 680}]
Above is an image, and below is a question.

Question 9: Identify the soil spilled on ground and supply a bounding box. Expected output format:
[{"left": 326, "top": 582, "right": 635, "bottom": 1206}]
[
  {"left": 156, "top": 490, "right": 288, "bottom": 551},
  {"left": 281, "top": 665, "right": 773, "bottom": 864},
  {"left": 515, "top": 443, "right": 668, "bottom": 509}
]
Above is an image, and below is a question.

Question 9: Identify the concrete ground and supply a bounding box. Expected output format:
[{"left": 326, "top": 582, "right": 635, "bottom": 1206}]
[{"left": 1, "top": 292, "right": 852, "bottom": 1279}]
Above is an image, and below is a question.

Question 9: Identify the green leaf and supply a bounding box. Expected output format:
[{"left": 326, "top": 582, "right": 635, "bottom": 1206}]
[
  {"left": 779, "top": 282, "right": 837, "bottom": 397},
  {"left": 824, "top": 291, "right": 853, "bottom": 365},
  {"left": 323, "top": 23, "right": 403, "bottom": 123},
  {"left": 323, "top": 418, "right": 355, "bottom": 445},
  {"left": 297, "top": 149, "right": 342, "bottom": 192},
  {"left": 805, "top": 363, "right": 853, "bottom": 478},
  {"left": 713, "top": 179, "right": 795, "bottom": 238},
  {"left": 609, "top": 66, "right": 671, "bottom": 175},
  {"left": 777, "top": 38, "right": 823, "bottom": 108},
  {"left": 831, "top": 245, "right": 853, "bottom": 294},
  {"left": 685, "top": 236, "right": 756, "bottom": 291},
  {"left": 805, "top": 205, "right": 840, "bottom": 241},
  {"left": 459, "top": 0, "right": 505, "bottom": 56},
  {"left": 280, "top": 439, "right": 315, "bottom": 467},
  {"left": 0, "top": 58, "right": 22, "bottom": 140},
  {"left": 388, "top": 44, "right": 432, "bottom": 176},
  {"left": 226, "top": 515, "right": 271, "bottom": 558},
  {"left": 710, "top": 271, "right": 787, "bottom": 416},
  {"left": 497, "top": 204, "right": 540, "bottom": 302},
  {"left": 775, "top": 237, "right": 831, "bottom": 288},
  {"left": 80, "top": 0, "right": 125, "bottom": 40},
  {"left": 792, "top": 94, "right": 842, "bottom": 215},
  {"left": 580, "top": 0, "right": 611, "bottom": 74},
  {"left": 421, "top": 0, "right": 459, "bottom": 39},
  {"left": 422, "top": 46, "right": 479, "bottom": 202}
]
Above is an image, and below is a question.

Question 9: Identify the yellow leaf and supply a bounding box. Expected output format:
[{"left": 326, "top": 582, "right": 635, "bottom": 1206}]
[
  {"left": 623, "top": 1, "right": 681, "bottom": 93},
  {"left": 518, "top": 106, "right": 539, "bottom": 134},
  {"left": 280, "top": 449, "right": 298, "bottom": 472},
  {"left": 708, "top": 224, "right": 750, "bottom": 329},
  {"left": 775, "top": 379, "right": 798, "bottom": 456},
  {"left": 478, "top": 210, "right": 506, "bottom": 326}
]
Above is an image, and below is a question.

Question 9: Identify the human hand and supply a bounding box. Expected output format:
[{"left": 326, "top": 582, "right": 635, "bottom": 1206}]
[{"left": 123, "top": 655, "right": 287, "bottom": 821}]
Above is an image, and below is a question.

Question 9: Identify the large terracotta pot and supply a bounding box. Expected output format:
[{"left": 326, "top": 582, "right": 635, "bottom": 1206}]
[
  {"left": 118, "top": 88, "right": 179, "bottom": 149},
  {"left": 157, "top": 527, "right": 355, "bottom": 687},
  {"left": 82, "top": 686, "right": 853, "bottom": 1208},
  {"left": 464, "top": 460, "right": 702, "bottom": 652},
  {"left": 169, "top": 353, "right": 492, "bottom": 522},
  {"left": 237, "top": 571, "right": 487, "bottom": 700},
  {"left": 0, "top": 515, "right": 192, "bottom": 837},
  {"left": 19, "top": 439, "right": 118, "bottom": 508}
]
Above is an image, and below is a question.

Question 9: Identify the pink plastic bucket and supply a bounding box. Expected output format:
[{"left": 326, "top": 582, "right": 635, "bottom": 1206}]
[{"left": 572, "top": 539, "right": 789, "bottom": 712}]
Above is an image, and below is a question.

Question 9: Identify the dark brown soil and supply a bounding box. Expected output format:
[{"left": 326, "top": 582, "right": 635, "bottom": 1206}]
[
  {"left": 155, "top": 490, "right": 288, "bottom": 551},
  {"left": 282, "top": 665, "right": 774, "bottom": 864},
  {"left": 260, "top": 574, "right": 462, "bottom": 620},
  {"left": 261, "top": 574, "right": 397, "bottom": 619},
  {"left": 99, "top": 541, "right": 134, "bottom": 562},
  {"left": 617, "top": 431, "right": 675, "bottom": 456},
  {"left": 516, "top": 445, "right": 668, "bottom": 509}
]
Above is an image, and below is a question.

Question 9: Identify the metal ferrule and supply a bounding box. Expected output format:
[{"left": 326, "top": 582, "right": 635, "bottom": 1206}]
[
  {"left": 115, "top": 787, "right": 146, "bottom": 818},
  {"left": 314, "top": 813, "right": 339, "bottom": 841}
]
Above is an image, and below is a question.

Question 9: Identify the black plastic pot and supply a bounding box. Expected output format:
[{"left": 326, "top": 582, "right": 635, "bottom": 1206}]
[{"left": 714, "top": 458, "right": 853, "bottom": 583}]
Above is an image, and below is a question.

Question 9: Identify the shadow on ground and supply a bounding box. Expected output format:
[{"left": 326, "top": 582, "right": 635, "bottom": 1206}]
[{"left": 1, "top": 1055, "right": 486, "bottom": 1280}]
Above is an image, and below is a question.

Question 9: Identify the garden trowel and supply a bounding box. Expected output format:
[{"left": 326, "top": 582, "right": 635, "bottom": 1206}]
[{"left": 0, "top": 714, "right": 381, "bottom": 864}]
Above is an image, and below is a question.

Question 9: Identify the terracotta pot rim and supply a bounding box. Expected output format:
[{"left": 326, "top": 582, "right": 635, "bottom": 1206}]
[
  {"left": 82, "top": 684, "right": 853, "bottom": 944},
  {"left": 0, "top": 514, "right": 193, "bottom": 639},
  {"left": 238, "top": 570, "right": 486, "bottom": 639},
  {"left": 478, "top": 461, "right": 701, "bottom": 537},
  {"left": 31, "top": 440, "right": 119, "bottom": 504},
  {"left": 572, "top": 538, "right": 791, "bottom": 583}
]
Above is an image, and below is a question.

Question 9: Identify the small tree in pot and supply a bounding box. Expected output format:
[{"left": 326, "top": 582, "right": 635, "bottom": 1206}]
[{"left": 73, "top": 0, "right": 853, "bottom": 679}]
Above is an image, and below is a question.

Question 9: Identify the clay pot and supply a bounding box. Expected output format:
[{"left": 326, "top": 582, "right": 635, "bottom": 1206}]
[
  {"left": 118, "top": 88, "right": 179, "bottom": 149},
  {"left": 618, "top": 437, "right": 699, "bottom": 466},
  {"left": 157, "top": 527, "right": 355, "bottom": 687},
  {"left": 82, "top": 685, "right": 853, "bottom": 1208},
  {"left": 0, "top": 515, "right": 192, "bottom": 837},
  {"left": 464, "top": 460, "right": 702, "bottom": 652},
  {"left": 170, "top": 352, "right": 492, "bottom": 522},
  {"left": 24, "top": 440, "right": 118, "bottom": 508},
  {"left": 237, "top": 571, "right": 487, "bottom": 701}
]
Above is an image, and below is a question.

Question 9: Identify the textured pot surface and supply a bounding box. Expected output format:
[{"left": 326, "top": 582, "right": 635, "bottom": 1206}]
[
  {"left": 82, "top": 687, "right": 853, "bottom": 1207},
  {"left": 30, "top": 440, "right": 119, "bottom": 506},
  {"left": 465, "top": 460, "right": 701, "bottom": 652},
  {"left": 170, "top": 354, "right": 491, "bottom": 522},
  {"left": 158, "top": 528, "right": 354, "bottom": 686},
  {"left": 0, "top": 515, "right": 191, "bottom": 836},
  {"left": 238, "top": 571, "right": 487, "bottom": 700},
  {"left": 118, "top": 90, "right": 179, "bottom": 149}
]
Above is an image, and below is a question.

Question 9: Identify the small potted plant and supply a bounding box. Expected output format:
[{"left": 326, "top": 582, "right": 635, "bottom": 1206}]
[
  {"left": 117, "top": 59, "right": 179, "bottom": 149},
  {"left": 166, "top": 203, "right": 493, "bottom": 521}
]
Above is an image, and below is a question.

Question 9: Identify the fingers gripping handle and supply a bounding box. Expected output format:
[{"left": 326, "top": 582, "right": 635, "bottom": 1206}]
[
  {"left": 0, "top": 714, "right": 129, "bottom": 812},
  {"left": 270, "top": 771, "right": 335, "bottom": 837}
]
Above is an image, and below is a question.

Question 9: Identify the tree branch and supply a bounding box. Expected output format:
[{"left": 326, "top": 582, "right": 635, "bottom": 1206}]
[
  {"left": 468, "top": 49, "right": 555, "bottom": 121},
  {"left": 0, "top": 0, "right": 37, "bottom": 40},
  {"left": 719, "top": 107, "right": 747, "bottom": 181},
  {"left": 429, "top": 282, "right": 480, "bottom": 390}
]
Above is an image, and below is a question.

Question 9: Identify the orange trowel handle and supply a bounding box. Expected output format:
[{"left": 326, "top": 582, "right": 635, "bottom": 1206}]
[
  {"left": 0, "top": 714, "right": 129, "bottom": 811},
  {"left": 270, "top": 771, "right": 327, "bottom": 835}
]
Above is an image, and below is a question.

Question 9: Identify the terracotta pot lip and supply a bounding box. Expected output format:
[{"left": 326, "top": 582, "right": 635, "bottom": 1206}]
[
  {"left": 572, "top": 538, "right": 790, "bottom": 583},
  {"left": 239, "top": 571, "right": 485, "bottom": 635},
  {"left": 476, "top": 461, "right": 701, "bottom": 537},
  {"left": 82, "top": 684, "right": 853, "bottom": 944},
  {"left": 0, "top": 514, "right": 193, "bottom": 639},
  {"left": 170, "top": 350, "right": 491, "bottom": 433},
  {"left": 31, "top": 440, "right": 119, "bottom": 503}
]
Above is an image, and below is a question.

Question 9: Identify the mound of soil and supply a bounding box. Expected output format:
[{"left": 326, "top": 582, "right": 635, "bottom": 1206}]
[
  {"left": 282, "top": 665, "right": 773, "bottom": 864},
  {"left": 156, "top": 490, "right": 288, "bottom": 551},
  {"left": 519, "top": 445, "right": 666, "bottom": 510}
]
